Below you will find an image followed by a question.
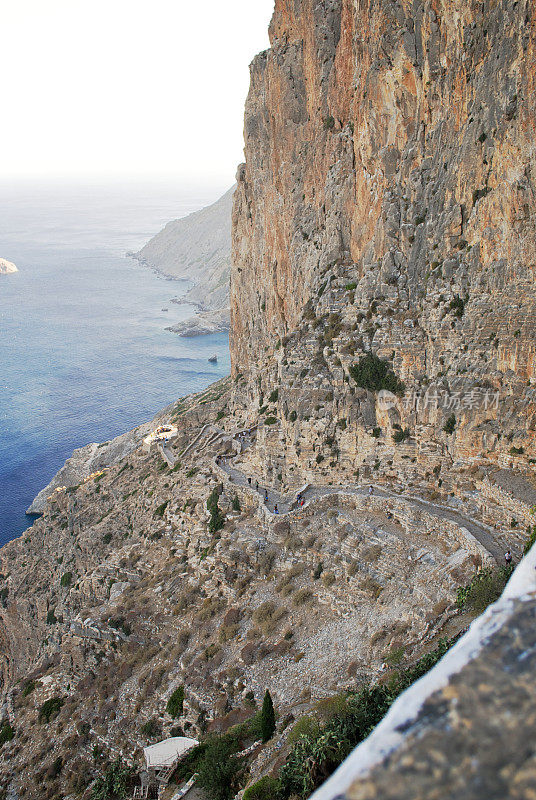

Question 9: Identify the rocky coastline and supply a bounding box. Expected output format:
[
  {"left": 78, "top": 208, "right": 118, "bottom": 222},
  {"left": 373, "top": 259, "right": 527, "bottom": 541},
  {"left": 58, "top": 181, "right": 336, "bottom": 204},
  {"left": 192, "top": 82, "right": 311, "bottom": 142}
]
[{"left": 134, "top": 187, "right": 233, "bottom": 336}]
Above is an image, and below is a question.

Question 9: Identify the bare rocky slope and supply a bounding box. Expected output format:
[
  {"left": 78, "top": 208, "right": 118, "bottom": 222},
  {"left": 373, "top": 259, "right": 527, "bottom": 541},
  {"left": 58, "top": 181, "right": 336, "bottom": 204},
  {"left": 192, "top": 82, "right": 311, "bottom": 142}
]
[
  {"left": 137, "top": 188, "right": 233, "bottom": 335},
  {"left": 1, "top": 1, "right": 536, "bottom": 799}
]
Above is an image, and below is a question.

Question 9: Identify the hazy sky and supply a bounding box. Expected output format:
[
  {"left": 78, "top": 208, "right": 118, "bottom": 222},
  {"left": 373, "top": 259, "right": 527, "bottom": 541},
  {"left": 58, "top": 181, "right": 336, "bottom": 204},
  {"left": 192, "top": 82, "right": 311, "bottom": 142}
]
[{"left": 2, "top": 0, "right": 273, "bottom": 187}]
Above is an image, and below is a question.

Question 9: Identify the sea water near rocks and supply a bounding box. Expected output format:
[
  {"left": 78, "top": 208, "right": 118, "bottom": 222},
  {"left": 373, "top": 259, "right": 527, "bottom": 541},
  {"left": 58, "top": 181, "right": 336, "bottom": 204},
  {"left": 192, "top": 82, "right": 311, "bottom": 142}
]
[{"left": 0, "top": 179, "right": 231, "bottom": 545}]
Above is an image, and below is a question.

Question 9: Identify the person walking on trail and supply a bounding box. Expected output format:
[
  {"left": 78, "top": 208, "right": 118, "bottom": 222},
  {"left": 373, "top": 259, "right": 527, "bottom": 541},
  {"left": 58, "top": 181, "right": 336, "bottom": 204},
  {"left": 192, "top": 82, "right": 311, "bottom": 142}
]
[
  {"left": 274, "top": 504, "right": 279, "bottom": 514},
  {"left": 369, "top": 486, "right": 374, "bottom": 496},
  {"left": 256, "top": 481, "right": 259, "bottom": 491},
  {"left": 505, "top": 550, "right": 513, "bottom": 566},
  {"left": 248, "top": 477, "right": 252, "bottom": 485},
  {"left": 264, "top": 490, "right": 269, "bottom": 502}
]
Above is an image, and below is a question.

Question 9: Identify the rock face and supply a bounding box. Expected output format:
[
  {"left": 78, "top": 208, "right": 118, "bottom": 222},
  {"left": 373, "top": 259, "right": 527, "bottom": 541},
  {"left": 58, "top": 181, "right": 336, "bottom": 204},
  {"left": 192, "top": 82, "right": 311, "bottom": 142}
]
[
  {"left": 137, "top": 187, "right": 233, "bottom": 332},
  {"left": 231, "top": 0, "right": 536, "bottom": 492},
  {"left": 166, "top": 307, "right": 230, "bottom": 337},
  {"left": 0, "top": 258, "right": 17, "bottom": 274}
]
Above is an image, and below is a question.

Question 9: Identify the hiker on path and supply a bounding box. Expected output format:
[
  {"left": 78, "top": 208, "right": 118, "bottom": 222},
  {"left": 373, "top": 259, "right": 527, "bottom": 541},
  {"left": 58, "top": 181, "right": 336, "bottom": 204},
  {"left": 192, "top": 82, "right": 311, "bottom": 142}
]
[
  {"left": 274, "top": 504, "right": 279, "bottom": 514},
  {"left": 505, "top": 550, "right": 513, "bottom": 566}
]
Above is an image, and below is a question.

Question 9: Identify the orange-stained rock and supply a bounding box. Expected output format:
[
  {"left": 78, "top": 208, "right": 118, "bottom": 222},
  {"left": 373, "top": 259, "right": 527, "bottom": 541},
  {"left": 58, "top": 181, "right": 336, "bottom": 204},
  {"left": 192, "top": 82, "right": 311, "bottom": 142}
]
[{"left": 231, "top": 0, "right": 536, "bottom": 489}]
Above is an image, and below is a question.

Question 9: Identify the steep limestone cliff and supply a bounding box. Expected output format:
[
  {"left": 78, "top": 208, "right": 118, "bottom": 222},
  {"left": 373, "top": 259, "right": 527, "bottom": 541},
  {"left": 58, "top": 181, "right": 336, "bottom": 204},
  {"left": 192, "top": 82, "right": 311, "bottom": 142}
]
[{"left": 231, "top": 0, "right": 536, "bottom": 495}]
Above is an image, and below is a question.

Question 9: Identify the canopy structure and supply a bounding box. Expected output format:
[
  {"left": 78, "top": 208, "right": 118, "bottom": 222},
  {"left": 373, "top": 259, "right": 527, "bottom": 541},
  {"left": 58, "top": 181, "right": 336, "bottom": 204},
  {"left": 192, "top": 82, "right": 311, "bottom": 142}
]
[
  {"left": 143, "top": 424, "right": 178, "bottom": 451},
  {"left": 143, "top": 737, "right": 198, "bottom": 769}
]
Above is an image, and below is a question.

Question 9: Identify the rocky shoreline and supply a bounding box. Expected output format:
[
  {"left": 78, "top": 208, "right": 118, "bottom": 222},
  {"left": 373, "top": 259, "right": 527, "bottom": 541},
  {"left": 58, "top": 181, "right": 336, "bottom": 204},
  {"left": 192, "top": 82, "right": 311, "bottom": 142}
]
[
  {"left": 166, "top": 307, "right": 230, "bottom": 337},
  {"left": 133, "top": 187, "right": 232, "bottom": 336}
]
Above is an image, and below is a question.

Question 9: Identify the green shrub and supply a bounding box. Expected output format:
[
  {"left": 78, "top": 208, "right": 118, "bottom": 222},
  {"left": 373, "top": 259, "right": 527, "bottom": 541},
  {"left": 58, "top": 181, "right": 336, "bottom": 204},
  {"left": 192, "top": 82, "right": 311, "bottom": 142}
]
[
  {"left": 39, "top": 696, "right": 64, "bottom": 724},
  {"left": 154, "top": 501, "right": 169, "bottom": 518},
  {"left": 109, "top": 617, "right": 131, "bottom": 637},
  {"left": 264, "top": 417, "right": 278, "bottom": 426},
  {"left": 22, "top": 681, "right": 36, "bottom": 697},
  {"left": 289, "top": 410, "right": 298, "bottom": 423},
  {"left": 313, "top": 562, "right": 324, "bottom": 580},
  {"left": 196, "top": 738, "right": 243, "bottom": 800},
  {"left": 323, "top": 115, "right": 335, "bottom": 131},
  {"left": 141, "top": 718, "right": 162, "bottom": 738},
  {"left": 166, "top": 686, "right": 185, "bottom": 719},
  {"left": 243, "top": 776, "right": 281, "bottom": 800},
  {"left": 60, "top": 571, "right": 73, "bottom": 587},
  {"left": 510, "top": 446, "right": 525, "bottom": 455},
  {"left": 91, "top": 759, "right": 135, "bottom": 800},
  {"left": 269, "top": 389, "right": 279, "bottom": 403},
  {"left": 0, "top": 721, "right": 14, "bottom": 745},
  {"left": 287, "top": 716, "right": 321, "bottom": 745},
  {"left": 232, "top": 495, "right": 241, "bottom": 513},
  {"left": 260, "top": 690, "right": 276, "bottom": 742},
  {"left": 207, "top": 487, "right": 225, "bottom": 534},
  {"left": 524, "top": 526, "right": 536, "bottom": 555},
  {"left": 345, "top": 282, "right": 357, "bottom": 291},
  {"left": 456, "top": 566, "right": 513, "bottom": 614},
  {"left": 349, "top": 354, "right": 405, "bottom": 395},
  {"left": 443, "top": 414, "right": 456, "bottom": 434},
  {"left": 46, "top": 609, "right": 58, "bottom": 625},
  {"left": 372, "top": 427, "right": 381, "bottom": 438},
  {"left": 393, "top": 428, "right": 410, "bottom": 443},
  {"left": 449, "top": 295, "right": 466, "bottom": 317},
  {"left": 209, "top": 504, "right": 225, "bottom": 534}
]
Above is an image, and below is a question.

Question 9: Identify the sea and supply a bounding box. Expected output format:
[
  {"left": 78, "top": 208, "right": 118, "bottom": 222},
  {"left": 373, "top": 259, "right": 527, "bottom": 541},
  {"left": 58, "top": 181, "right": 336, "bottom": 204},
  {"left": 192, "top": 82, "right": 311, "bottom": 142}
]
[{"left": 0, "top": 179, "right": 231, "bottom": 546}]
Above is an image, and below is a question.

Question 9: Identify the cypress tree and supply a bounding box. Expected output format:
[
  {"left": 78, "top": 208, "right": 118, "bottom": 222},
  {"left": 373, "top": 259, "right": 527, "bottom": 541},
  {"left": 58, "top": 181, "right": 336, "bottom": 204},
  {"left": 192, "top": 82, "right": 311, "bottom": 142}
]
[{"left": 260, "top": 690, "right": 276, "bottom": 742}]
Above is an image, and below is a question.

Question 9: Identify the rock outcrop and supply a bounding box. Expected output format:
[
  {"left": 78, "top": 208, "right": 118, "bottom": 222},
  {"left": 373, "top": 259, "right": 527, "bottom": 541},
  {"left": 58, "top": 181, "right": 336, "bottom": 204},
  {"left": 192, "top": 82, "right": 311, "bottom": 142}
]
[
  {"left": 0, "top": 259, "right": 17, "bottom": 275},
  {"left": 26, "top": 407, "right": 174, "bottom": 515},
  {"left": 137, "top": 187, "right": 233, "bottom": 334},
  {"left": 166, "top": 307, "right": 231, "bottom": 337}
]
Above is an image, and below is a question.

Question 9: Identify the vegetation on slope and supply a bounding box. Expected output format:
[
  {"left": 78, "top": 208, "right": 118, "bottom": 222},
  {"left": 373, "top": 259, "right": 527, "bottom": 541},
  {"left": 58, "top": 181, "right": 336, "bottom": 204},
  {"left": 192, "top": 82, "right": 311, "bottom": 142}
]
[{"left": 349, "top": 354, "right": 405, "bottom": 396}]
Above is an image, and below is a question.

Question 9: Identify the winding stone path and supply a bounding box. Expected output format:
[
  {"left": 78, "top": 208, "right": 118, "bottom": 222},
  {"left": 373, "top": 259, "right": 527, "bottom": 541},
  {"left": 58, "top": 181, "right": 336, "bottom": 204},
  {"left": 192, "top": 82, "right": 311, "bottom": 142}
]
[{"left": 215, "top": 428, "right": 505, "bottom": 564}]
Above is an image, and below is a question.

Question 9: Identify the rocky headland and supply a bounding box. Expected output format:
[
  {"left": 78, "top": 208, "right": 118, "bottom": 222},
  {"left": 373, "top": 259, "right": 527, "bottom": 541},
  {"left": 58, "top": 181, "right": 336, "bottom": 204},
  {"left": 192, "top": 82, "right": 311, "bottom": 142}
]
[
  {"left": 0, "top": 259, "right": 18, "bottom": 275},
  {"left": 136, "top": 188, "right": 233, "bottom": 336}
]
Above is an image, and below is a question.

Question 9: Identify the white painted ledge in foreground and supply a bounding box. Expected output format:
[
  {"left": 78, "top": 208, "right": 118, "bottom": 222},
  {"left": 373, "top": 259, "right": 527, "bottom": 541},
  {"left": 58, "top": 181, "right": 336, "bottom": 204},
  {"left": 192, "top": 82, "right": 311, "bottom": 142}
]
[{"left": 310, "top": 544, "right": 536, "bottom": 800}]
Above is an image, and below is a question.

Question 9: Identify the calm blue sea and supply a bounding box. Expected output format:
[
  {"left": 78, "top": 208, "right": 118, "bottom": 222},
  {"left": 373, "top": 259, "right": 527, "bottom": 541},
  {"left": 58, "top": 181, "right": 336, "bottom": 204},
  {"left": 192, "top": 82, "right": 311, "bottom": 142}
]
[{"left": 0, "top": 180, "right": 231, "bottom": 546}]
